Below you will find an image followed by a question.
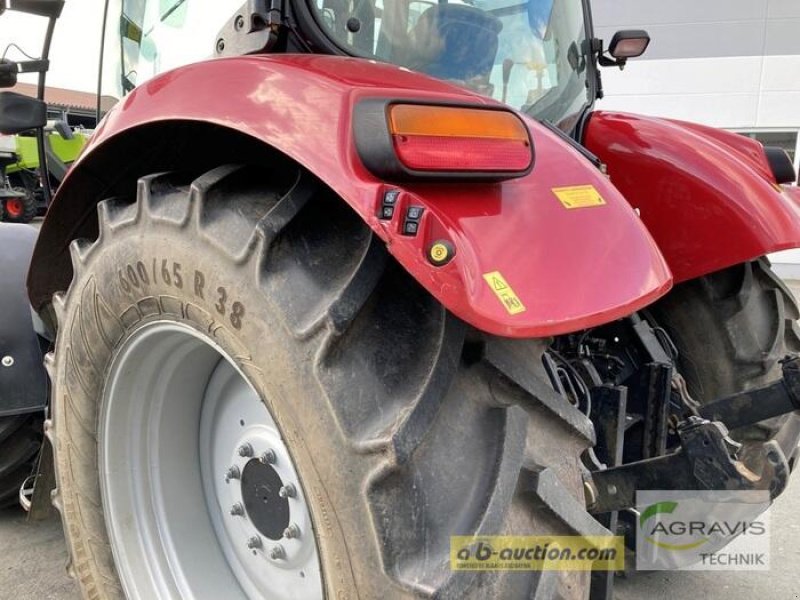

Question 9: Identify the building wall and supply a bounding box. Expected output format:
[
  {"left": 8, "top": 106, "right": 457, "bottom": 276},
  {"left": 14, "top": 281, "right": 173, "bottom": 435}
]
[{"left": 591, "top": 0, "right": 800, "bottom": 274}]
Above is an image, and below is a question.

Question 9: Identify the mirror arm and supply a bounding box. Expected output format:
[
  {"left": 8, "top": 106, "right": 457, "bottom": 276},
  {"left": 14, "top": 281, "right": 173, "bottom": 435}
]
[
  {"left": 35, "top": 15, "right": 57, "bottom": 206},
  {"left": 590, "top": 38, "right": 627, "bottom": 71},
  {"left": 598, "top": 53, "right": 626, "bottom": 70}
]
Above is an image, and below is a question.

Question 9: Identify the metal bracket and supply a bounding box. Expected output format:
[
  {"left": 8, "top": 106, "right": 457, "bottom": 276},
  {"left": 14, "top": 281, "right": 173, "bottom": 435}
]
[
  {"left": 589, "top": 385, "right": 626, "bottom": 600},
  {"left": 214, "top": 0, "right": 282, "bottom": 58},
  {"left": 587, "top": 417, "right": 789, "bottom": 514}
]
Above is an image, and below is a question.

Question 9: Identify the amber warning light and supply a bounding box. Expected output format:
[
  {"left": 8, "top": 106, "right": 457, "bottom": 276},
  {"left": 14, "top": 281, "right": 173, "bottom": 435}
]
[
  {"left": 389, "top": 105, "right": 532, "bottom": 172},
  {"left": 354, "top": 100, "right": 534, "bottom": 181}
]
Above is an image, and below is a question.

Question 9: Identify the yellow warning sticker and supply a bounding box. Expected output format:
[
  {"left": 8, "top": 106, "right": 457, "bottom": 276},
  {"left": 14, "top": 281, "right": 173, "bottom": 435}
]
[
  {"left": 483, "top": 271, "right": 526, "bottom": 315},
  {"left": 552, "top": 185, "right": 606, "bottom": 209}
]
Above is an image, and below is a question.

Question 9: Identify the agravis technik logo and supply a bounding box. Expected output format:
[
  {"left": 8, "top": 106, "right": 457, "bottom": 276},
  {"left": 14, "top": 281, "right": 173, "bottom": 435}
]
[{"left": 636, "top": 490, "right": 771, "bottom": 571}]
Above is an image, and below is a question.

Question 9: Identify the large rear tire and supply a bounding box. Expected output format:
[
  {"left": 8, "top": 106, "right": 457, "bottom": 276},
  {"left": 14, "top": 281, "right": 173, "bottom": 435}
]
[
  {"left": 0, "top": 412, "right": 43, "bottom": 508},
  {"left": 49, "top": 165, "right": 604, "bottom": 599},
  {"left": 651, "top": 258, "right": 800, "bottom": 467}
]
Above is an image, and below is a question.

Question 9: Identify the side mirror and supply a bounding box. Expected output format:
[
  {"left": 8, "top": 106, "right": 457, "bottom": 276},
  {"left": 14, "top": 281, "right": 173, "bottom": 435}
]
[
  {"left": 608, "top": 30, "right": 650, "bottom": 60},
  {"left": 0, "top": 91, "right": 46, "bottom": 134},
  {"left": 0, "top": 60, "right": 18, "bottom": 88}
]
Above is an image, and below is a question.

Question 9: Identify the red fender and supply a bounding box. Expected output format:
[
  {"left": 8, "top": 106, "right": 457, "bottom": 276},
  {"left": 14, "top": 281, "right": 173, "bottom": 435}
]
[
  {"left": 585, "top": 111, "right": 800, "bottom": 284},
  {"left": 31, "top": 55, "right": 671, "bottom": 337}
]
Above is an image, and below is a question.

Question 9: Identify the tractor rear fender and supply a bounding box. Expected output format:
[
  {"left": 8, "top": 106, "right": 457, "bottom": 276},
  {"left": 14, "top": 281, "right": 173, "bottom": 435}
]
[
  {"left": 0, "top": 223, "right": 47, "bottom": 417},
  {"left": 584, "top": 111, "right": 800, "bottom": 284},
  {"left": 29, "top": 55, "right": 672, "bottom": 338}
]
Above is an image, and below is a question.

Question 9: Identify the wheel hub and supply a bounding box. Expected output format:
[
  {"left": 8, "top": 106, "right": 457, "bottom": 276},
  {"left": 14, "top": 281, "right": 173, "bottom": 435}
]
[
  {"left": 99, "top": 322, "right": 323, "bottom": 600},
  {"left": 5, "top": 198, "right": 23, "bottom": 217},
  {"left": 240, "top": 459, "right": 290, "bottom": 540}
]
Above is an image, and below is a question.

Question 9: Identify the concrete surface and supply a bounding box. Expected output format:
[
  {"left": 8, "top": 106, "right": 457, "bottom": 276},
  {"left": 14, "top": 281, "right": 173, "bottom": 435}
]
[
  {"left": 1, "top": 475, "right": 799, "bottom": 599},
  {"left": 0, "top": 230, "right": 798, "bottom": 599},
  {"left": 0, "top": 508, "right": 75, "bottom": 600}
]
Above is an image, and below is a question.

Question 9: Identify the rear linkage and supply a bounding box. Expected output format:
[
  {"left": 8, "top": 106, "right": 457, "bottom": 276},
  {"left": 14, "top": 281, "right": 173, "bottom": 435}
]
[
  {"left": 587, "top": 412, "right": 791, "bottom": 514},
  {"left": 549, "top": 317, "right": 800, "bottom": 516}
]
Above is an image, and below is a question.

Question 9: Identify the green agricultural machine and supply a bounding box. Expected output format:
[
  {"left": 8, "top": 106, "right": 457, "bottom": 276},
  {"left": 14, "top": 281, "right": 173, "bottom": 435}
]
[{"left": 0, "top": 126, "right": 88, "bottom": 222}]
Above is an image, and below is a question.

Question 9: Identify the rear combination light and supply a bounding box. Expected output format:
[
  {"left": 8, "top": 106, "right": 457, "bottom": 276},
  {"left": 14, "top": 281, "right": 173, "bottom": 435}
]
[{"left": 354, "top": 100, "right": 534, "bottom": 182}]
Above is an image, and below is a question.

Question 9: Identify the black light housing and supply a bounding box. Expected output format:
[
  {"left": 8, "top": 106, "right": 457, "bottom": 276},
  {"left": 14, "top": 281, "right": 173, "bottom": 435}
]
[
  {"left": 764, "top": 146, "right": 797, "bottom": 185},
  {"left": 608, "top": 30, "right": 651, "bottom": 59},
  {"left": 353, "top": 99, "right": 534, "bottom": 182}
]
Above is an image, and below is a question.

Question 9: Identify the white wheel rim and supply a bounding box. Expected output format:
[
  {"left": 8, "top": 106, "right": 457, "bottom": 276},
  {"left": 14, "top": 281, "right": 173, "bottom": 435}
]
[{"left": 99, "top": 321, "right": 323, "bottom": 600}]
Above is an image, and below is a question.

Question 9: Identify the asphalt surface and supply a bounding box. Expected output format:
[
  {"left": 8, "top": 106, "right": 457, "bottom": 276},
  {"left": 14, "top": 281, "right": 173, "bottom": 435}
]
[
  {"left": 1, "top": 475, "right": 799, "bottom": 599},
  {"left": 1, "top": 224, "right": 798, "bottom": 599}
]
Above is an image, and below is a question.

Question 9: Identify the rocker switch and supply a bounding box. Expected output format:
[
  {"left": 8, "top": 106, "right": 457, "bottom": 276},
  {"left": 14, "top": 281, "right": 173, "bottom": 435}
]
[
  {"left": 380, "top": 190, "right": 400, "bottom": 220},
  {"left": 403, "top": 206, "right": 424, "bottom": 236},
  {"left": 407, "top": 206, "right": 423, "bottom": 220}
]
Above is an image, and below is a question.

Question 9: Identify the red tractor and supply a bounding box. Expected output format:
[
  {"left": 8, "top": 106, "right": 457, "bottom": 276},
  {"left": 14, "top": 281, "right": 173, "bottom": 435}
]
[{"left": 0, "top": 0, "right": 799, "bottom": 598}]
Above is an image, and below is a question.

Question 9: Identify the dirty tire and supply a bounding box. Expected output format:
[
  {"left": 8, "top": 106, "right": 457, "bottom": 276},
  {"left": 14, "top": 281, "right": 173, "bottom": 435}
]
[
  {"left": 49, "top": 165, "right": 603, "bottom": 599},
  {"left": 0, "top": 412, "right": 43, "bottom": 507},
  {"left": 2, "top": 189, "right": 37, "bottom": 224},
  {"left": 651, "top": 258, "right": 800, "bottom": 465}
]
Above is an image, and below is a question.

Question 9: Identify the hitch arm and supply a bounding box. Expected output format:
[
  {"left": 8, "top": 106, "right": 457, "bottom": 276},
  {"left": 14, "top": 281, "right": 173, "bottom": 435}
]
[
  {"left": 587, "top": 418, "right": 789, "bottom": 514},
  {"left": 698, "top": 356, "right": 800, "bottom": 430}
]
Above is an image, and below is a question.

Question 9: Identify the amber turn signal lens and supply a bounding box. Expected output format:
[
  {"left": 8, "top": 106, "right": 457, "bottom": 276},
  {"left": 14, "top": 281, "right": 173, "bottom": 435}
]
[{"left": 387, "top": 104, "right": 532, "bottom": 173}]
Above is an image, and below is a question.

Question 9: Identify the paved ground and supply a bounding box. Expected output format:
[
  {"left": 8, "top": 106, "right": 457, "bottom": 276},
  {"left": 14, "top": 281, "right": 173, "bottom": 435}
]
[
  {"left": 615, "top": 472, "right": 800, "bottom": 600},
  {"left": 1, "top": 475, "right": 799, "bottom": 599},
  {"left": 1, "top": 227, "right": 798, "bottom": 599},
  {"left": 0, "top": 507, "right": 76, "bottom": 600}
]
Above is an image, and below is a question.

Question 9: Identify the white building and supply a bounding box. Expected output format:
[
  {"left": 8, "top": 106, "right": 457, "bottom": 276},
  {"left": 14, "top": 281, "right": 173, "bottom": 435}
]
[{"left": 592, "top": 0, "right": 800, "bottom": 275}]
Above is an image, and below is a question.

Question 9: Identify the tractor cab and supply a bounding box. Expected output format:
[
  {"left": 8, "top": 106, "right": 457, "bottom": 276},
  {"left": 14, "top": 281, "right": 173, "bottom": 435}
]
[
  {"left": 311, "top": 0, "right": 592, "bottom": 125},
  {"left": 109, "top": 0, "right": 645, "bottom": 131}
]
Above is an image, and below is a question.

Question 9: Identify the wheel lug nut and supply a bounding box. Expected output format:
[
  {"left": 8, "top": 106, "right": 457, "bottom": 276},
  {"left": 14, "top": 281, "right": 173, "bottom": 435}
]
[
  {"left": 225, "top": 465, "right": 240, "bottom": 482},
  {"left": 230, "top": 503, "right": 244, "bottom": 516},
  {"left": 278, "top": 484, "right": 296, "bottom": 499},
  {"left": 247, "top": 536, "right": 262, "bottom": 550},
  {"left": 238, "top": 443, "right": 253, "bottom": 457},
  {"left": 269, "top": 544, "right": 285, "bottom": 560},
  {"left": 283, "top": 523, "right": 300, "bottom": 539},
  {"left": 259, "top": 449, "right": 277, "bottom": 465}
]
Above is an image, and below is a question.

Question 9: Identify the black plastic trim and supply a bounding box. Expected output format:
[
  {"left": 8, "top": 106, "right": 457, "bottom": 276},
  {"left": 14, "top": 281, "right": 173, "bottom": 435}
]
[
  {"left": 353, "top": 98, "right": 534, "bottom": 183},
  {"left": 0, "top": 223, "right": 48, "bottom": 417},
  {"left": 764, "top": 146, "right": 797, "bottom": 185},
  {"left": 0, "top": 91, "right": 46, "bottom": 135}
]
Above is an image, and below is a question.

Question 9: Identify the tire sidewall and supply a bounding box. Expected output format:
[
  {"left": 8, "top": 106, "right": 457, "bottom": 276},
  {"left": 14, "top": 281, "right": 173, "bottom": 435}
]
[{"left": 54, "top": 219, "right": 361, "bottom": 599}]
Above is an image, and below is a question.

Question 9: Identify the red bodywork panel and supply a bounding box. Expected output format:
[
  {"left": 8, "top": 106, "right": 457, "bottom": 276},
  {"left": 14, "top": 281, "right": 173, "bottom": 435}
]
[
  {"left": 585, "top": 111, "right": 800, "bottom": 284},
  {"left": 33, "top": 55, "right": 672, "bottom": 337}
]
